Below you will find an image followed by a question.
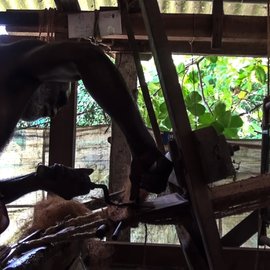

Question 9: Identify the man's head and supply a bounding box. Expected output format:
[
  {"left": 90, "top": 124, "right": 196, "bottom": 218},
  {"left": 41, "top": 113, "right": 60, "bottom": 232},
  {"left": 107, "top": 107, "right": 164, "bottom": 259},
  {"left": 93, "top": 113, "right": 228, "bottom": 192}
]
[{"left": 21, "top": 81, "right": 71, "bottom": 121}]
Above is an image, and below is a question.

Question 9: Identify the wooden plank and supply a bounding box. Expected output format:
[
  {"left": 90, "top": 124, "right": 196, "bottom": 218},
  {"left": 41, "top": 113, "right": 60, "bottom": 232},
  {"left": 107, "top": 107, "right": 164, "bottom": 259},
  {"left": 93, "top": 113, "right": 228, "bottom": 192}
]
[
  {"left": 49, "top": 83, "right": 77, "bottom": 167},
  {"left": 48, "top": 0, "right": 80, "bottom": 168},
  {"left": 1, "top": 34, "right": 267, "bottom": 57},
  {"left": 107, "top": 242, "right": 186, "bottom": 269},
  {"left": 0, "top": 10, "right": 267, "bottom": 55},
  {"left": 221, "top": 210, "right": 259, "bottom": 247},
  {"left": 211, "top": 174, "right": 270, "bottom": 214},
  {"left": 107, "top": 39, "right": 268, "bottom": 56},
  {"left": 138, "top": 0, "right": 226, "bottom": 269},
  {"left": 108, "top": 53, "right": 134, "bottom": 241},
  {"left": 0, "top": 11, "right": 266, "bottom": 42},
  {"left": 0, "top": 10, "right": 39, "bottom": 26},
  {"left": 212, "top": 0, "right": 224, "bottom": 49},
  {"left": 106, "top": 242, "right": 270, "bottom": 270},
  {"left": 210, "top": 175, "right": 270, "bottom": 226}
]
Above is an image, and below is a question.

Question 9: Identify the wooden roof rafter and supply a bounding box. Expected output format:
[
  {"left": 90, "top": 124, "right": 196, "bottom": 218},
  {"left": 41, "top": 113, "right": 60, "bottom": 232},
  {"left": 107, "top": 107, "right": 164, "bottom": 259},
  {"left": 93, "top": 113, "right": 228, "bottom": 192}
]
[
  {"left": 47, "top": 0, "right": 81, "bottom": 168},
  {"left": 0, "top": 9, "right": 268, "bottom": 57}
]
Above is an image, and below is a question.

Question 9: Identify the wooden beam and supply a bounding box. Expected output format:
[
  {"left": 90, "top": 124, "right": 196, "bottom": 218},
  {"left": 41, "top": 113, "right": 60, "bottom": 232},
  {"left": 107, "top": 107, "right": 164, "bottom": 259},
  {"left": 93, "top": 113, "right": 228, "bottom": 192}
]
[
  {"left": 48, "top": 0, "right": 81, "bottom": 168},
  {"left": 211, "top": 174, "right": 270, "bottom": 217},
  {"left": 0, "top": 11, "right": 267, "bottom": 56},
  {"left": 1, "top": 12, "right": 266, "bottom": 42},
  {"left": 91, "top": 174, "right": 270, "bottom": 219},
  {"left": 48, "top": 83, "right": 77, "bottom": 167},
  {"left": 221, "top": 210, "right": 259, "bottom": 247},
  {"left": 0, "top": 10, "right": 39, "bottom": 26},
  {"left": 108, "top": 53, "right": 134, "bottom": 241},
  {"left": 106, "top": 242, "right": 270, "bottom": 270},
  {"left": 1, "top": 34, "right": 266, "bottom": 57},
  {"left": 212, "top": 0, "right": 224, "bottom": 49},
  {"left": 138, "top": 0, "right": 226, "bottom": 269}
]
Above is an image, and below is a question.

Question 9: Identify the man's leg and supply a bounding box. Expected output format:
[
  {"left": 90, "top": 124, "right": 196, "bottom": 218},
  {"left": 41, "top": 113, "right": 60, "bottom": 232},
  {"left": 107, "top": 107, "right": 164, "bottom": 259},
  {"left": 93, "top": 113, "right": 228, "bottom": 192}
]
[
  {"left": 73, "top": 44, "right": 173, "bottom": 198},
  {"left": 16, "top": 41, "right": 173, "bottom": 198}
]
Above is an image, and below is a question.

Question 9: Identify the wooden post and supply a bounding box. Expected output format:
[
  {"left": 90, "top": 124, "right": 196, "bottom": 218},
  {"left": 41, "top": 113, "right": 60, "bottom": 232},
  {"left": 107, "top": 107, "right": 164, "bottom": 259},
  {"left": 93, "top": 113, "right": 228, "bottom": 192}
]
[
  {"left": 138, "top": 1, "right": 226, "bottom": 269},
  {"left": 48, "top": 17, "right": 78, "bottom": 168},
  {"left": 212, "top": 0, "right": 223, "bottom": 49},
  {"left": 49, "top": 82, "right": 77, "bottom": 167},
  {"left": 109, "top": 53, "right": 137, "bottom": 241}
]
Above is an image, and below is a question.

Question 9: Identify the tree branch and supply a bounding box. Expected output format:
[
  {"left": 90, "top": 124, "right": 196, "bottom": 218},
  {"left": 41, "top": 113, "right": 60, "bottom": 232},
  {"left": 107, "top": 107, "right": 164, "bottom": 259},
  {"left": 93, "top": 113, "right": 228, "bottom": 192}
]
[{"left": 196, "top": 61, "right": 213, "bottom": 115}]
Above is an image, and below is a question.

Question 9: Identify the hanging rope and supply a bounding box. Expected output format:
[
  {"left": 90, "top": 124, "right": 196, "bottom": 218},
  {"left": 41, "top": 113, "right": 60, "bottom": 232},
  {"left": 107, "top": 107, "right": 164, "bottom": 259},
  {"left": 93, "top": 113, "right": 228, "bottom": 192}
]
[
  {"left": 38, "top": 8, "right": 55, "bottom": 42},
  {"left": 190, "top": 13, "right": 198, "bottom": 128},
  {"left": 123, "top": 0, "right": 165, "bottom": 153}
]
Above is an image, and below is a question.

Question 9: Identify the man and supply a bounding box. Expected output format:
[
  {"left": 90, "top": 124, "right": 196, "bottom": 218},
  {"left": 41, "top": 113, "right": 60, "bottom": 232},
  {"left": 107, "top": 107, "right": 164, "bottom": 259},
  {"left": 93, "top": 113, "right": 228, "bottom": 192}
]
[{"left": 0, "top": 40, "right": 173, "bottom": 233}]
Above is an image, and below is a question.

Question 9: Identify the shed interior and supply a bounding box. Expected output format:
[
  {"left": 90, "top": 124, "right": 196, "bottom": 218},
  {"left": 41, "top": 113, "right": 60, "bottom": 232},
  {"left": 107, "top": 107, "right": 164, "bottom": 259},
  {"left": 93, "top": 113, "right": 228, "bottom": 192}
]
[{"left": 0, "top": 1, "right": 270, "bottom": 270}]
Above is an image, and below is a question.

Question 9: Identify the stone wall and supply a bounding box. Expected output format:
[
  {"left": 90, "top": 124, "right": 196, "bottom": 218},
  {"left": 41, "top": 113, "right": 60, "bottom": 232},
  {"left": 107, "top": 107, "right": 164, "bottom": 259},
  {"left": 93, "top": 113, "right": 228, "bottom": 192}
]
[
  {"left": 0, "top": 125, "right": 111, "bottom": 183},
  {"left": 0, "top": 125, "right": 111, "bottom": 244},
  {"left": 0, "top": 129, "right": 264, "bottom": 247}
]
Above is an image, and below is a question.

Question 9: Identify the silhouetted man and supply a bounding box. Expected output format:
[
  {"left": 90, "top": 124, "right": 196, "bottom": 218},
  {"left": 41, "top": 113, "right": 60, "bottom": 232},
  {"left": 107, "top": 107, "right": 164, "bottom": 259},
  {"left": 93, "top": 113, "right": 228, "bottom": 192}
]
[{"left": 0, "top": 40, "right": 173, "bottom": 232}]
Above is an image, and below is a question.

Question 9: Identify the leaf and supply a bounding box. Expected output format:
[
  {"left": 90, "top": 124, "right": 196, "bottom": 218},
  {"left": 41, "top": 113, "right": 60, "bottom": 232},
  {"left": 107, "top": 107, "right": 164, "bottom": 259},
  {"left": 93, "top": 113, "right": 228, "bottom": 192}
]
[
  {"left": 229, "top": 115, "right": 243, "bottom": 128},
  {"left": 161, "top": 115, "right": 172, "bottom": 131},
  {"left": 176, "top": 63, "right": 185, "bottom": 75},
  {"left": 223, "top": 128, "right": 239, "bottom": 139},
  {"left": 187, "top": 70, "right": 199, "bottom": 84},
  {"left": 255, "top": 66, "right": 266, "bottom": 84},
  {"left": 208, "top": 78, "right": 215, "bottom": 85},
  {"left": 213, "top": 102, "right": 226, "bottom": 117},
  {"left": 188, "top": 103, "right": 206, "bottom": 116},
  {"left": 196, "top": 123, "right": 210, "bottom": 130},
  {"left": 217, "top": 110, "right": 231, "bottom": 128},
  {"left": 159, "top": 101, "right": 167, "bottom": 111},
  {"left": 148, "top": 82, "right": 161, "bottom": 92},
  {"left": 145, "top": 115, "right": 151, "bottom": 128},
  {"left": 189, "top": 91, "right": 202, "bottom": 103},
  {"left": 204, "top": 84, "right": 214, "bottom": 96},
  {"left": 208, "top": 56, "right": 218, "bottom": 63},
  {"left": 185, "top": 96, "right": 192, "bottom": 107},
  {"left": 198, "top": 113, "right": 214, "bottom": 125},
  {"left": 211, "top": 121, "right": 224, "bottom": 134},
  {"left": 185, "top": 92, "right": 202, "bottom": 107},
  {"left": 241, "top": 80, "right": 252, "bottom": 91}
]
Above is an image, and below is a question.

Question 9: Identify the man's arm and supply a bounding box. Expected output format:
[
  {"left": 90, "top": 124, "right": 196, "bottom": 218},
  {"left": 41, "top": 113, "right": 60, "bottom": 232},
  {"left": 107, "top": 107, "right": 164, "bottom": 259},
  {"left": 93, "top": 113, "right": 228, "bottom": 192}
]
[
  {"left": 0, "top": 172, "right": 39, "bottom": 204},
  {"left": 0, "top": 164, "right": 93, "bottom": 204}
]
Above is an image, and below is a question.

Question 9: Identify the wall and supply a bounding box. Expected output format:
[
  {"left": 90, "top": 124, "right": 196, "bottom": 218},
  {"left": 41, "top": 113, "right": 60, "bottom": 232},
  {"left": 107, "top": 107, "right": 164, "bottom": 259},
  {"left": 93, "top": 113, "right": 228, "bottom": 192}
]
[
  {"left": 0, "top": 128, "right": 263, "bottom": 247},
  {"left": 0, "top": 125, "right": 111, "bottom": 244}
]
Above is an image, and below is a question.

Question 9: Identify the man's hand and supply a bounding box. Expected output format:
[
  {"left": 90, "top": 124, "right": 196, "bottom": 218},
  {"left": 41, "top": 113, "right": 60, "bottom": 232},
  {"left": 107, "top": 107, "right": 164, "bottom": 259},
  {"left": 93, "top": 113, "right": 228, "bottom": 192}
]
[{"left": 36, "top": 164, "right": 94, "bottom": 200}]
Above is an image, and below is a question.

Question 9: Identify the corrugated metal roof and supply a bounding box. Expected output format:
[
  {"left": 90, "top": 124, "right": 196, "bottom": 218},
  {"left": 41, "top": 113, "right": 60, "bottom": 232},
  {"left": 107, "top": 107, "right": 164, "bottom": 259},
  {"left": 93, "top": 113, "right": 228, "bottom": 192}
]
[
  {"left": 0, "top": 0, "right": 118, "bottom": 11},
  {"left": 0, "top": 0, "right": 267, "bottom": 16},
  {"left": 0, "top": 0, "right": 55, "bottom": 10}
]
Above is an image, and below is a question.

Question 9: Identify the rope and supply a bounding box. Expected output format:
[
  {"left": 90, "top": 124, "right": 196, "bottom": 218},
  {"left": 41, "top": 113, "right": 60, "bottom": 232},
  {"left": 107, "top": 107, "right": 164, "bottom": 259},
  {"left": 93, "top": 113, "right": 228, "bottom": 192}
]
[{"left": 38, "top": 8, "right": 55, "bottom": 42}]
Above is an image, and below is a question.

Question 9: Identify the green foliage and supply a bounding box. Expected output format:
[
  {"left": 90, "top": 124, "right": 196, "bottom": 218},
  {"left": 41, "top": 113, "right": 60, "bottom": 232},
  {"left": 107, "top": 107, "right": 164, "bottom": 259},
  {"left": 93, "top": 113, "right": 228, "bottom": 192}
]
[
  {"left": 138, "top": 56, "right": 267, "bottom": 139},
  {"left": 16, "top": 56, "right": 267, "bottom": 140},
  {"left": 76, "top": 81, "right": 110, "bottom": 127},
  {"left": 16, "top": 80, "right": 110, "bottom": 129}
]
